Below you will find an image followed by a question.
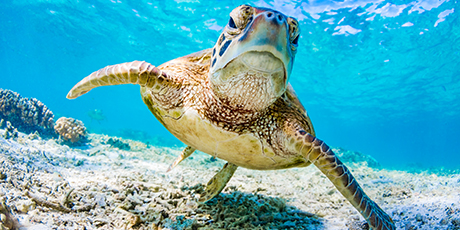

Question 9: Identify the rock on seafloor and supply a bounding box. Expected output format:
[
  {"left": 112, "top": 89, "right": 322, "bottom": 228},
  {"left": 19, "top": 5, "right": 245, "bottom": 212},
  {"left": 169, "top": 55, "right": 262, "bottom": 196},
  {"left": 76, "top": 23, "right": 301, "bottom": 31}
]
[{"left": 0, "top": 128, "right": 460, "bottom": 229}]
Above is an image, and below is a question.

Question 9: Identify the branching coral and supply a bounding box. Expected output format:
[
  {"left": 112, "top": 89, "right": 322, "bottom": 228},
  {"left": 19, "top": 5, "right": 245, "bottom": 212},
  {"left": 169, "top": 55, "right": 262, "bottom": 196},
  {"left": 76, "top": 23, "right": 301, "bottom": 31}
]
[
  {"left": 54, "top": 117, "right": 87, "bottom": 144},
  {"left": 0, "top": 89, "right": 54, "bottom": 135}
]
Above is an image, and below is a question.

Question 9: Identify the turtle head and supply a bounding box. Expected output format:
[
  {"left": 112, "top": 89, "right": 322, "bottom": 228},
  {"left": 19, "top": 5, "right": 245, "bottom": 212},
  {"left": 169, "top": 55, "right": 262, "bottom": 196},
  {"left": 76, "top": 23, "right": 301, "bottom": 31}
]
[{"left": 210, "top": 4, "right": 299, "bottom": 111}]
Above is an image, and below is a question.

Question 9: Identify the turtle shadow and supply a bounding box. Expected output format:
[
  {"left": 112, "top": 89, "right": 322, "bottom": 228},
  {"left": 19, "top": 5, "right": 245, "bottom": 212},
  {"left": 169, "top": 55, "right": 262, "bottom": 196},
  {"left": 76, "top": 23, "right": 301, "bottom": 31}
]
[{"left": 186, "top": 187, "right": 324, "bottom": 229}]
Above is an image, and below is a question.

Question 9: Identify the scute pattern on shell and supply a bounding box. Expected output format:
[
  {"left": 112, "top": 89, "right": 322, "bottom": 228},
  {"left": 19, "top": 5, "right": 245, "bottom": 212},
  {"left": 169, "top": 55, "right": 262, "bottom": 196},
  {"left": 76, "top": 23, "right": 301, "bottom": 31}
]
[
  {"left": 0, "top": 89, "right": 55, "bottom": 135},
  {"left": 54, "top": 117, "right": 87, "bottom": 144}
]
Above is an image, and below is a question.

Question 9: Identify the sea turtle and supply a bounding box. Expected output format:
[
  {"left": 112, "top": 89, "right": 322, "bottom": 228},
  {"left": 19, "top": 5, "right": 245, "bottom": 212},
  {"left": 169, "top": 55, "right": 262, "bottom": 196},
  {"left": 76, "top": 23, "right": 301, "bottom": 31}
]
[{"left": 67, "top": 5, "right": 395, "bottom": 229}]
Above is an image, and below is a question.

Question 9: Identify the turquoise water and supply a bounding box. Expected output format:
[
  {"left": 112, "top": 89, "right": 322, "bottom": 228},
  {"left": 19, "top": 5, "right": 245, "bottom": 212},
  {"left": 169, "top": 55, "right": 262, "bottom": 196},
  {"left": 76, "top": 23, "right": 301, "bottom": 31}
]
[{"left": 1, "top": 0, "right": 459, "bottom": 170}]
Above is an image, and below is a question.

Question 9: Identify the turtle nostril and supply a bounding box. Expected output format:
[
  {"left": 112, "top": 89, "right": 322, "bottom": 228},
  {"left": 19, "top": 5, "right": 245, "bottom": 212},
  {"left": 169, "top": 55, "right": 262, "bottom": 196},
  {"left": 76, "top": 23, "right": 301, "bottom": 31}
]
[
  {"left": 277, "top": 14, "right": 283, "bottom": 22},
  {"left": 267, "top": 12, "right": 273, "bottom": 18}
]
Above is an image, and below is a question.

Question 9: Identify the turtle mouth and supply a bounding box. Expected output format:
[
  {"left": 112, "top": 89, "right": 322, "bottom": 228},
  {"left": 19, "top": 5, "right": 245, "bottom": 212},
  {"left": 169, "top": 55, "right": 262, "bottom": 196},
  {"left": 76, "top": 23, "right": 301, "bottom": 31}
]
[
  {"left": 211, "top": 50, "right": 288, "bottom": 111},
  {"left": 240, "top": 51, "right": 284, "bottom": 73}
]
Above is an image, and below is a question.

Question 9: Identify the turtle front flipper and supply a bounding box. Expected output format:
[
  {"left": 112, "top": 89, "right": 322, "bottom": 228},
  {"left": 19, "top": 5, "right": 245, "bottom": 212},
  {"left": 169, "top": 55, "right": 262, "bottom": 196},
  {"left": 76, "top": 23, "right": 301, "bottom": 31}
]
[
  {"left": 288, "top": 130, "right": 395, "bottom": 230},
  {"left": 199, "top": 162, "right": 238, "bottom": 202},
  {"left": 67, "top": 61, "right": 169, "bottom": 99},
  {"left": 166, "top": 146, "right": 196, "bottom": 172}
]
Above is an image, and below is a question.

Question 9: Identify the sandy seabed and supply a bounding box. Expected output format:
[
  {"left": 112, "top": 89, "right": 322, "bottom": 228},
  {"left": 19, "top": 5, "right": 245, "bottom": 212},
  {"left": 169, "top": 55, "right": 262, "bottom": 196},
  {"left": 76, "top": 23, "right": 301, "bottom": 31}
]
[{"left": 0, "top": 129, "right": 459, "bottom": 230}]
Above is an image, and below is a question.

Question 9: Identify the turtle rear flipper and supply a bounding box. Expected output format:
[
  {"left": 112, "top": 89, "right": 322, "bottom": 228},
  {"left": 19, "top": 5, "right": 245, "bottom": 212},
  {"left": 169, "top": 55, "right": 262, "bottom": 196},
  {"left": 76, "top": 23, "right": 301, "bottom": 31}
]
[
  {"left": 67, "top": 61, "right": 171, "bottom": 99},
  {"left": 167, "top": 146, "right": 196, "bottom": 172},
  {"left": 289, "top": 130, "right": 395, "bottom": 230},
  {"left": 199, "top": 162, "right": 238, "bottom": 202},
  {"left": 167, "top": 148, "right": 237, "bottom": 202}
]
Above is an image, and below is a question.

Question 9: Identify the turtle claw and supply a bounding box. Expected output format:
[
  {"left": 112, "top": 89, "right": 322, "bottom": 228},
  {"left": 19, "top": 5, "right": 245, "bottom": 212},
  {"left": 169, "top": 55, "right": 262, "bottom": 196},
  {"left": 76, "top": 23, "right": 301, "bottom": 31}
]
[
  {"left": 166, "top": 146, "right": 196, "bottom": 172},
  {"left": 199, "top": 162, "right": 238, "bottom": 202}
]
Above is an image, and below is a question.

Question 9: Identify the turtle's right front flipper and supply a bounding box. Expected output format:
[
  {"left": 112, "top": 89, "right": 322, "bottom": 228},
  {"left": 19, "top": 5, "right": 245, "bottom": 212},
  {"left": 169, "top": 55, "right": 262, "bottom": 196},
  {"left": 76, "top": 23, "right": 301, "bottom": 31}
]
[
  {"left": 287, "top": 129, "right": 395, "bottom": 230},
  {"left": 67, "top": 61, "right": 171, "bottom": 99}
]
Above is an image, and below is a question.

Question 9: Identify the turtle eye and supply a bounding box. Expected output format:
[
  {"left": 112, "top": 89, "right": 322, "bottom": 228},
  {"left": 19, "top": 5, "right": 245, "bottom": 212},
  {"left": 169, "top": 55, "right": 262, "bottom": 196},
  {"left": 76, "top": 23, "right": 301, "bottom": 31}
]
[{"left": 228, "top": 17, "right": 237, "bottom": 29}]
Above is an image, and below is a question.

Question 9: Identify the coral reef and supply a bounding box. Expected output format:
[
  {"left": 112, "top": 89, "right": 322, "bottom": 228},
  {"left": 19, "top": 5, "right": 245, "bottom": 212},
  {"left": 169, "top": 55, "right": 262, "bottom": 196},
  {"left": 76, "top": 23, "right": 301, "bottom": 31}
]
[
  {"left": 105, "top": 137, "right": 131, "bottom": 150},
  {"left": 0, "top": 89, "right": 54, "bottom": 136},
  {"left": 334, "top": 147, "right": 381, "bottom": 168},
  {"left": 54, "top": 117, "right": 87, "bottom": 144},
  {"left": 1, "top": 133, "right": 460, "bottom": 229},
  {"left": 2, "top": 121, "right": 18, "bottom": 140},
  {"left": 0, "top": 198, "right": 19, "bottom": 230}
]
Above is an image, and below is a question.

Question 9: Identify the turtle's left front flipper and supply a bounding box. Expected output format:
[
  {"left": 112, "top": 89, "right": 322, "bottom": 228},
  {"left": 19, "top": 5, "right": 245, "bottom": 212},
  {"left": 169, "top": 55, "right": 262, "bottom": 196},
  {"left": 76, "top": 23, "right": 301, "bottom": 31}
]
[{"left": 288, "top": 130, "right": 395, "bottom": 230}]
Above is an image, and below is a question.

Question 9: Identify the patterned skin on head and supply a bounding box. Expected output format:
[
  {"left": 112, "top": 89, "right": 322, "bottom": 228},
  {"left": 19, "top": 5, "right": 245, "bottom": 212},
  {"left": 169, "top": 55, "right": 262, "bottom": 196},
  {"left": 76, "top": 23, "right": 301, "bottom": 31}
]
[{"left": 209, "top": 5, "right": 300, "bottom": 112}]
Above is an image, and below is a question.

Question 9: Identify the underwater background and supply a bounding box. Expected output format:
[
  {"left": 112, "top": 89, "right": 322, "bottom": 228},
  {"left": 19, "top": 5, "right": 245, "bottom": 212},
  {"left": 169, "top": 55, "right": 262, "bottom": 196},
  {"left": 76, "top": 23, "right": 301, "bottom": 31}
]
[{"left": 1, "top": 0, "right": 459, "bottom": 170}]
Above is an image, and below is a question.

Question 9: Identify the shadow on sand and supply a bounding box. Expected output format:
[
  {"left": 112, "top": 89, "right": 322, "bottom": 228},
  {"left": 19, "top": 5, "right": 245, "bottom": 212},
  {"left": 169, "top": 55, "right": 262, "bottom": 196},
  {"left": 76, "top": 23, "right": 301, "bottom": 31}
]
[{"left": 166, "top": 184, "right": 325, "bottom": 229}]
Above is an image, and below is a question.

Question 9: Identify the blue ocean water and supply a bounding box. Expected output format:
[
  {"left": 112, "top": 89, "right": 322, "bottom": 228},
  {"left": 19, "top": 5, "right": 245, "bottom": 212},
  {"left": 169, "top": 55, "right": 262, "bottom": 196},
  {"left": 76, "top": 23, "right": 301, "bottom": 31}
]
[{"left": 1, "top": 0, "right": 459, "bottom": 170}]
